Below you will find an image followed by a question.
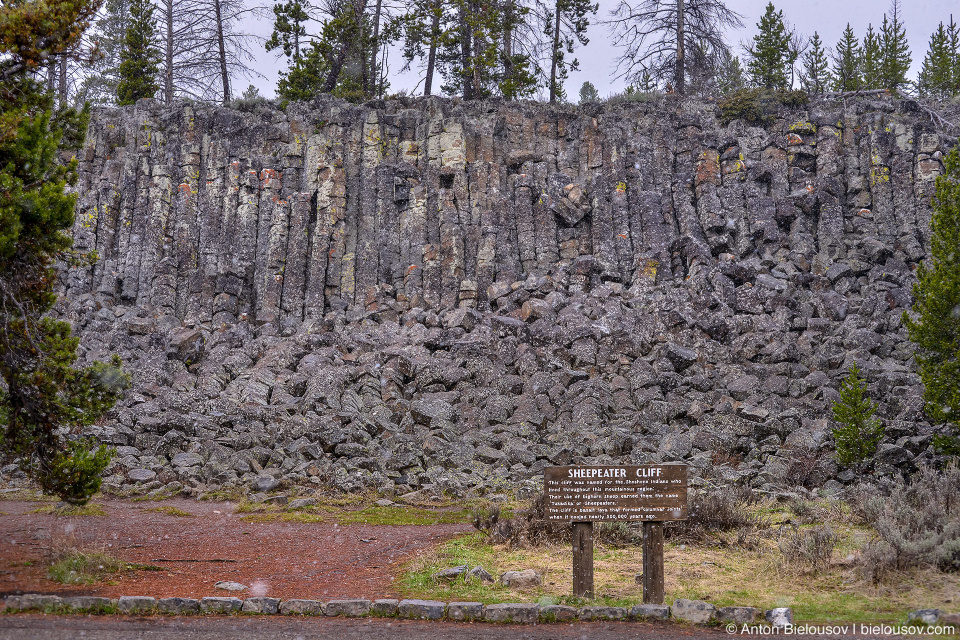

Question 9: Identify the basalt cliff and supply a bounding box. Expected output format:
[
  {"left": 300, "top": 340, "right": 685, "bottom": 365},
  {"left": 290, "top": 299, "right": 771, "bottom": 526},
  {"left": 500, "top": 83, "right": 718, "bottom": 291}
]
[{"left": 45, "top": 94, "right": 951, "bottom": 499}]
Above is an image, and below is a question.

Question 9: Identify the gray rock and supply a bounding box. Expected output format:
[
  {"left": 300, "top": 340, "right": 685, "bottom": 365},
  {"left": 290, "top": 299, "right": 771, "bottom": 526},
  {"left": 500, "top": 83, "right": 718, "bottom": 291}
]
[
  {"left": 631, "top": 603, "right": 670, "bottom": 620},
  {"left": 398, "top": 599, "right": 446, "bottom": 620},
  {"left": 908, "top": 609, "right": 941, "bottom": 625},
  {"left": 468, "top": 565, "right": 495, "bottom": 583},
  {"left": 716, "top": 606, "right": 760, "bottom": 624},
  {"left": 447, "top": 602, "right": 484, "bottom": 621},
  {"left": 62, "top": 596, "right": 114, "bottom": 612},
  {"left": 579, "top": 606, "right": 628, "bottom": 621},
  {"left": 241, "top": 597, "right": 281, "bottom": 614},
  {"left": 158, "top": 597, "right": 200, "bottom": 614},
  {"left": 539, "top": 605, "right": 579, "bottom": 622},
  {"left": 500, "top": 569, "right": 541, "bottom": 588},
  {"left": 370, "top": 599, "right": 399, "bottom": 617},
  {"left": 287, "top": 497, "right": 316, "bottom": 510},
  {"left": 252, "top": 475, "right": 279, "bottom": 492},
  {"left": 6, "top": 594, "right": 63, "bottom": 611},
  {"left": 483, "top": 603, "right": 539, "bottom": 623},
  {"left": 171, "top": 452, "right": 202, "bottom": 468},
  {"left": 433, "top": 565, "right": 468, "bottom": 582},
  {"left": 200, "top": 597, "right": 242, "bottom": 614},
  {"left": 117, "top": 596, "right": 157, "bottom": 614},
  {"left": 671, "top": 599, "right": 716, "bottom": 624},
  {"left": 278, "top": 599, "right": 324, "bottom": 615},
  {"left": 765, "top": 607, "right": 793, "bottom": 628},
  {"left": 324, "top": 599, "right": 371, "bottom": 617},
  {"left": 214, "top": 580, "right": 247, "bottom": 591},
  {"left": 128, "top": 468, "right": 157, "bottom": 482}
]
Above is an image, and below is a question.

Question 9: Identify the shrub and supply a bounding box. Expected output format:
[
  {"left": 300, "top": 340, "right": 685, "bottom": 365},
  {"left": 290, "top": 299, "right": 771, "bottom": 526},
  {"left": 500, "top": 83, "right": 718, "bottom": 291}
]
[
  {"left": 851, "top": 465, "right": 960, "bottom": 581},
  {"left": 40, "top": 440, "right": 115, "bottom": 506},
  {"left": 718, "top": 88, "right": 809, "bottom": 125},
  {"left": 666, "top": 484, "right": 766, "bottom": 544},
  {"left": 779, "top": 524, "right": 838, "bottom": 572},
  {"left": 832, "top": 364, "right": 884, "bottom": 465}
]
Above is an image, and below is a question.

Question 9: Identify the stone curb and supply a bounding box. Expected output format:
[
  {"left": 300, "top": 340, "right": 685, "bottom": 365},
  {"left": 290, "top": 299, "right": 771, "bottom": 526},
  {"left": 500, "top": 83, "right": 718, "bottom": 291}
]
[{"left": 17, "top": 594, "right": 953, "bottom": 628}]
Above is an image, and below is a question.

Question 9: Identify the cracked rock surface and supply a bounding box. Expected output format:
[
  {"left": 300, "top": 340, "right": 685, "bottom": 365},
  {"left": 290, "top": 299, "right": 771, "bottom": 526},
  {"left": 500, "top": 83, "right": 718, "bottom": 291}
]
[{"left": 42, "top": 94, "right": 949, "bottom": 498}]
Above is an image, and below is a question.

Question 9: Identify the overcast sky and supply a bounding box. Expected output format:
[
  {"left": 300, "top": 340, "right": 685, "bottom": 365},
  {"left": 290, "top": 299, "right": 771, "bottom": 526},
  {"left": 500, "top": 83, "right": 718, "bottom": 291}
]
[{"left": 242, "top": 0, "right": 951, "bottom": 100}]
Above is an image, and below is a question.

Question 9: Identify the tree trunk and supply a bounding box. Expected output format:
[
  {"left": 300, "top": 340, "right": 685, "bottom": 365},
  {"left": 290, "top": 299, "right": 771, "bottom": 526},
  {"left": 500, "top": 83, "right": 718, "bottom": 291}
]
[
  {"left": 165, "top": 0, "right": 173, "bottom": 103},
  {"left": 58, "top": 55, "right": 68, "bottom": 106},
  {"left": 502, "top": 0, "right": 513, "bottom": 95},
  {"left": 459, "top": 3, "right": 473, "bottom": 99},
  {"left": 322, "top": 48, "right": 349, "bottom": 93},
  {"left": 369, "top": 0, "right": 383, "bottom": 97},
  {"left": 213, "top": 0, "right": 230, "bottom": 104},
  {"left": 424, "top": 4, "right": 439, "bottom": 95},
  {"left": 675, "top": 0, "right": 684, "bottom": 95},
  {"left": 549, "top": 2, "right": 561, "bottom": 102}
]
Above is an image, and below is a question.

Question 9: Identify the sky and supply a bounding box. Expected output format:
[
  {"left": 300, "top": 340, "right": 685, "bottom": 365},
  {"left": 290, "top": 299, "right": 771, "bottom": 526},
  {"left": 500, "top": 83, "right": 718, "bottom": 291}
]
[{"left": 243, "top": 0, "right": 952, "bottom": 100}]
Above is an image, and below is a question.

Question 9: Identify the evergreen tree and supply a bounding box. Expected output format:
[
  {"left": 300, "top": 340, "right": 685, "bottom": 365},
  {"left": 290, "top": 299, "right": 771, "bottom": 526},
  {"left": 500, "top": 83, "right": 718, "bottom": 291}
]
[
  {"left": 801, "top": 31, "right": 830, "bottom": 94},
  {"left": 878, "top": 0, "right": 910, "bottom": 93},
  {"left": 116, "top": 0, "right": 160, "bottom": 105},
  {"left": 266, "top": 0, "right": 310, "bottom": 62},
  {"left": 832, "top": 364, "right": 884, "bottom": 465},
  {"left": 918, "top": 19, "right": 960, "bottom": 98},
  {"left": 0, "top": 0, "right": 130, "bottom": 504},
  {"left": 578, "top": 80, "right": 599, "bottom": 103},
  {"left": 76, "top": 0, "right": 130, "bottom": 104},
  {"left": 746, "top": 2, "right": 790, "bottom": 90},
  {"left": 904, "top": 148, "right": 960, "bottom": 455},
  {"left": 831, "top": 23, "right": 862, "bottom": 92},
  {"left": 716, "top": 50, "right": 745, "bottom": 94},
  {"left": 861, "top": 24, "right": 881, "bottom": 89},
  {"left": 544, "top": 0, "right": 597, "bottom": 103}
]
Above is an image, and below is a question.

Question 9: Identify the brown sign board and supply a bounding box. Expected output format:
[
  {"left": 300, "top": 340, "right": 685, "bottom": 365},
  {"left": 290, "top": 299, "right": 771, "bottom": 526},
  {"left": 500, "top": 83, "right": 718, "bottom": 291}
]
[{"left": 544, "top": 465, "right": 688, "bottom": 522}]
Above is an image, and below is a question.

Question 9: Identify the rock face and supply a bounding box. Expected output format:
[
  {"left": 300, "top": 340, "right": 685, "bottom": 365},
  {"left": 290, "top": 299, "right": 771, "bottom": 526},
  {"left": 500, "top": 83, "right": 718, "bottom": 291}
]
[{"left": 53, "top": 94, "right": 947, "bottom": 498}]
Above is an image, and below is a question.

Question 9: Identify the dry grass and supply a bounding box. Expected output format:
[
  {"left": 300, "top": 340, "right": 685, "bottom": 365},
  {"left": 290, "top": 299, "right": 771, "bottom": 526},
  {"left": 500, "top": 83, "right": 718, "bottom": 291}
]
[
  {"left": 142, "top": 505, "right": 193, "bottom": 517},
  {"left": 30, "top": 503, "right": 107, "bottom": 516}
]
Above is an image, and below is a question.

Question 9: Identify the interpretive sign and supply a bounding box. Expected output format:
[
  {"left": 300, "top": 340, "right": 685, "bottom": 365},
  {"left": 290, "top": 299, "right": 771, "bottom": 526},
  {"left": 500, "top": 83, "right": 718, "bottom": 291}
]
[
  {"left": 544, "top": 464, "right": 687, "bottom": 522},
  {"left": 543, "top": 464, "right": 688, "bottom": 604}
]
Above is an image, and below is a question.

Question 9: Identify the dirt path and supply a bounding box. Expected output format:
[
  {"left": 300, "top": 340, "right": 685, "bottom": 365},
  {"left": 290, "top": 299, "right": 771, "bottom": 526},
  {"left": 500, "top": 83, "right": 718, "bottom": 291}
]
[
  {"left": 0, "top": 498, "right": 471, "bottom": 600},
  {"left": 0, "top": 614, "right": 738, "bottom": 640}
]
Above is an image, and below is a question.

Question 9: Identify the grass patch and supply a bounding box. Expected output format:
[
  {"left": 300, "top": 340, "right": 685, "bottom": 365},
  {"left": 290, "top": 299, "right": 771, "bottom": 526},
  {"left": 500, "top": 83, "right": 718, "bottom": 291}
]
[
  {"left": 31, "top": 503, "right": 107, "bottom": 516},
  {"left": 143, "top": 505, "right": 193, "bottom": 517},
  {"left": 239, "top": 504, "right": 476, "bottom": 526},
  {"left": 397, "top": 529, "right": 960, "bottom": 625},
  {"left": 47, "top": 550, "right": 164, "bottom": 585}
]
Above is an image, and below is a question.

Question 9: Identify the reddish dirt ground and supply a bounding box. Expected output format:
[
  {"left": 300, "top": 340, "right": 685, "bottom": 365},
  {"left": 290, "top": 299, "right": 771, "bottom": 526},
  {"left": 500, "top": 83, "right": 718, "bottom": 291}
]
[{"left": 0, "top": 498, "right": 471, "bottom": 600}]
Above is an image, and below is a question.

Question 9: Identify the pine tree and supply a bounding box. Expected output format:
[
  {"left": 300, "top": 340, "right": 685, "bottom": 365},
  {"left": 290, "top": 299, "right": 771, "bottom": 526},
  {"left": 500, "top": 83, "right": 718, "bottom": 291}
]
[
  {"left": 861, "top": 24, "right": 881, "bottom": 89},
  {"left": 832, "top": 364, "right": 884, "bottom": 465},
  {"left": 544, "top": 0, "right": 597, "bottom": 103},
  {"left": 266, "top": 0, "right": 309, "bottom": 62},
  {"left": 578, "top": 80, "right": 599, "bottom": 103},
  {"left": 831, "top": 23, "right": 862, "bottom": 92},
  {"left": 950, "top": 16, "right": 960, "bottom": 94},
  {"left": 0, "top": 0, "right": 130, "bottom": 504},
  {"left": 801, "top": 31, "right": 830, "bottom": 94},
  {"left": 716, "top": 50, "right": 745, "bottom": 94},
  {"left": 904, "top": 148, "right": 960, "bottom": 455},
  {"left": 878, "top": 0, "right": 910, "bottom": 93},
  {"left": 919, "top": 23, "right": 953, "bottom": 98},
  {"left": 116, "top": 0, "right": 160, "bottom": 105},
  {"left": 746, "top": 2, "right": 790, "bottom": 90}
]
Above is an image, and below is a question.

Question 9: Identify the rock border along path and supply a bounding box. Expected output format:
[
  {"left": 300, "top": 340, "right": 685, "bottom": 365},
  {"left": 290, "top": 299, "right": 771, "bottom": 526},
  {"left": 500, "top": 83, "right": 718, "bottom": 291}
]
[
  {"left": 4, "top": 593, "right": 775, "bottom": 625},
  {"left": 7, "top": 594, "right": 958, "bottom": 629}
]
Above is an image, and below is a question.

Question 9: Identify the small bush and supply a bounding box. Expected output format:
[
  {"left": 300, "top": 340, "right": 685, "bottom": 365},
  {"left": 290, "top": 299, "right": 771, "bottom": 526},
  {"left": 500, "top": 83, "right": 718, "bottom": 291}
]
[
  {"left": 40, "top": 440, "right": 115, "bottom": 506},
  {"left": 779, "top": 525, "right": 838, "bottom": 572},
  {"left": 852, "top": 465, "right": 960, "bottom": 581},
  {"left": 667, "top": 484, "right": 764, "bottom": 544},
  {"left": 832, "top": 364, "right": 884, "bottom": 465},
  {"left": 718, "top": 88, "right": 809, "bottom": 125}
]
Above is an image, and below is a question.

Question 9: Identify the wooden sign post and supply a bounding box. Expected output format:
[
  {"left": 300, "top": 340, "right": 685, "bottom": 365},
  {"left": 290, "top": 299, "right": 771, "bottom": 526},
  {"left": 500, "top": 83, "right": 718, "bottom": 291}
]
[{"left": 544, "top": 464, "right": 687, "bottom": 604}]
